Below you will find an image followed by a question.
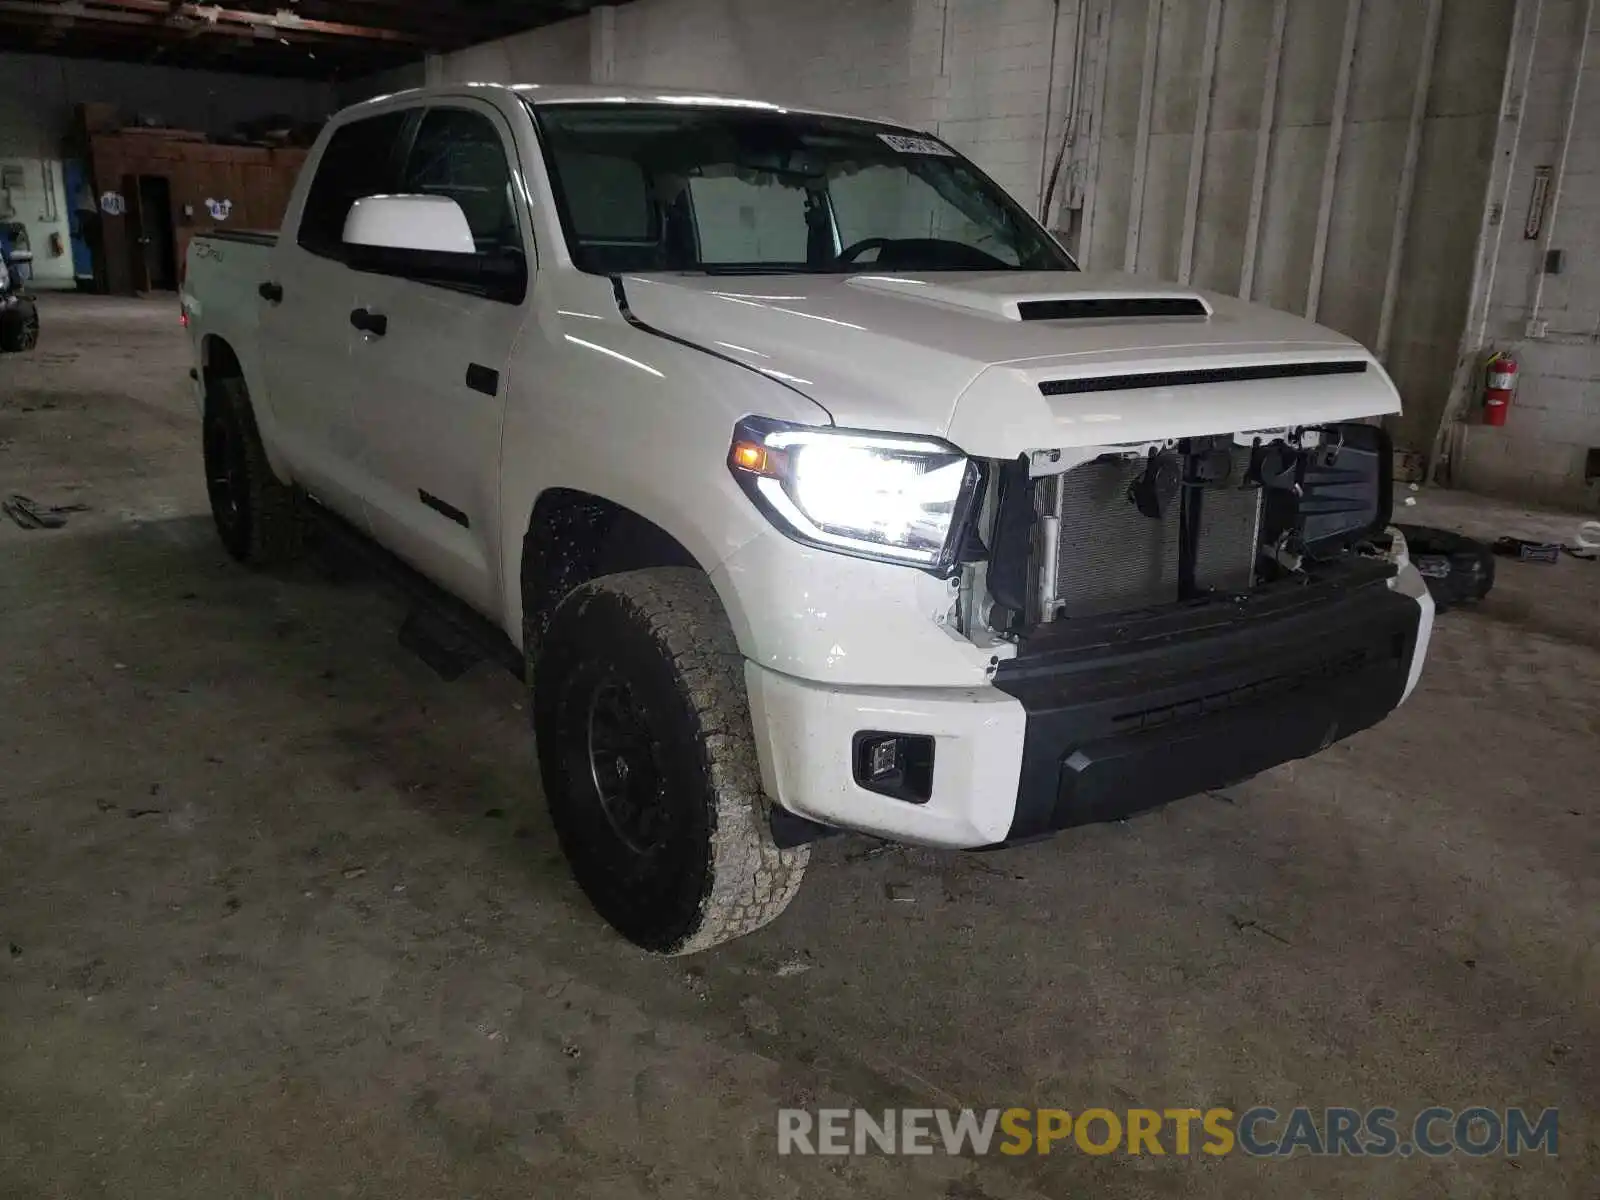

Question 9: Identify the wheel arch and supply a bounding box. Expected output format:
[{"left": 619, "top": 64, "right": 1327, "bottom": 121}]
[
  {"left": 518, "top": 488, "right": 728, "bottom": 670},
  {"left": 198, "top": 333, "right": 293, "bottom": 483},
  {"left": 200, "top": 332, "right": 244, "bottom": 385}
]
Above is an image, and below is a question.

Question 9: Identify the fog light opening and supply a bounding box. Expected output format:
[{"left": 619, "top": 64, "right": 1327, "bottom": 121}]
[{"left": 852, "top": 732, "right": 935, "bottom": 804}]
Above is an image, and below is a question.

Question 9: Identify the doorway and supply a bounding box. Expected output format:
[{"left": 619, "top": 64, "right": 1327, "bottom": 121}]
[{"left": 124, "top": 174, "right": 178, "bottom": 293}]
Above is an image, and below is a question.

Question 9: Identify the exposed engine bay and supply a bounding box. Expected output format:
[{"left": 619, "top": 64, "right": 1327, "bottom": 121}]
[{"left": 962, "top": 423, "right": 1394, "bottom": 644}]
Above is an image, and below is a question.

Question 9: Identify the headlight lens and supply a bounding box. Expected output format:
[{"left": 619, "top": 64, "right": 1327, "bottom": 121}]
[{"left": 728, "top": 417, "right": 982, "bottom": 571}]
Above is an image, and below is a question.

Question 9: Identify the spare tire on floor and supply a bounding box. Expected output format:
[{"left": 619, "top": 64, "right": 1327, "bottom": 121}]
[{"left": 1396, "top": 525, "right": 1495, "bottom": 612}]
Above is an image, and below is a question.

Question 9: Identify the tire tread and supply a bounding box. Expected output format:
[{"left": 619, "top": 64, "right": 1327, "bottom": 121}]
[
  {"left": 540, "top": 568, "right": 808, "bottom": 954},
  {"left": 211, "top": 377, "right": 304, "bottom": 566}
]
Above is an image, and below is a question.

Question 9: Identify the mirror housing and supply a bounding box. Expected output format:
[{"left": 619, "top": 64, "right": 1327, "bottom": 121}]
[
  {"left": 344, "top": 194, "right": 475, "bottom": 254},
  {"left": 341, "top": 194, "right": 526, "bottom": 304}
]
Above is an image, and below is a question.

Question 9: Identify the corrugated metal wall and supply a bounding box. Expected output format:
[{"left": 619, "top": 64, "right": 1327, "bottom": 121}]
[{"left": 1062, "top": 0, "right": 1516, "bottom": 451}]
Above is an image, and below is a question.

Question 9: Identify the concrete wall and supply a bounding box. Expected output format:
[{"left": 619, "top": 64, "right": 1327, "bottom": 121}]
[
  {"left": 1455, "top": 0, "right": 1600, "bottom": 507},
  {"left": 432, "top": 13, "right": 593, "bottom": 86},
  {"left": 0, "top": 51, "right": 335, "bottom": 146},
  {"left": 0, "top": 51, "right": 334, "bottom": 288},
  {"left": 0, "top": 154, "right": 69, "bottom": 287},
  {"left": 337, "top": 62, "right": 428, "bottom": 109},
  {"left": 1069, "top": 0, "right": 1515, "bottom": 456}
]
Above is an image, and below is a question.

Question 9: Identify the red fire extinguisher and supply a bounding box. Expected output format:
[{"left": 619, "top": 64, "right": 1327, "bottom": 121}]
[{"left": 1483, "top": 351, "right": 1517, "bottom": 427}]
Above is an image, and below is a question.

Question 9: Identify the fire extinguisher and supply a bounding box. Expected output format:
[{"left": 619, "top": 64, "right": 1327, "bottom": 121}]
[{"left": 1483, "top": 351, "right": 1517, "bottom": 427}]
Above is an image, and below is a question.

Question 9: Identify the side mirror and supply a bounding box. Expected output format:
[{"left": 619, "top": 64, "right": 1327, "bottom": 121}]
[
  {"left": 344, "top": 194, "right": 476, "bottom": 255},
  {"left": 341, "top": 194, "right": 527, "bottom": 304}
]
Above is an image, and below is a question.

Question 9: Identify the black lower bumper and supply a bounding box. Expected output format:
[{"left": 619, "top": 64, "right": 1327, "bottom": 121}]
[{"left": 991, "top": 564, "right": 1421, "bottom": 842}]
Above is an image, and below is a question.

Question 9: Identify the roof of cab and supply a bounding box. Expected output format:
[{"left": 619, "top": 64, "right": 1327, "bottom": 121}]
[{"left": 347, "top": 81, "right": 905, "bottom": 129}]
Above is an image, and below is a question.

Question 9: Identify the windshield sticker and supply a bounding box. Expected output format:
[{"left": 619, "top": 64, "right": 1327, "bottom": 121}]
[{"left": 878, "top": 133, "right": 956, "bottom": 157}]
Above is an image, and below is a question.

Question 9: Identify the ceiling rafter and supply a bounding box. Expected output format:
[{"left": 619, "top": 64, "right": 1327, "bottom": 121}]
[
  {"left": 0, "top": 0, "right": 428, "bottom": 41},
  {"left": 2, "top": 0, "right": 617, "bottom": 77}
]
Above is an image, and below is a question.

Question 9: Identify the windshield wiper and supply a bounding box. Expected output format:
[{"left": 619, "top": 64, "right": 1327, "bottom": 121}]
[
  {"left": 685, "top": 264, "right": 845, "bottom": 276},
  {"left": 676, "top": 261, "right": 1040, "bottom": 277}
]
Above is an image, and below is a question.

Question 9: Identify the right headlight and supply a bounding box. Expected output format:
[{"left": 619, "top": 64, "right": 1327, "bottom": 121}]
[{"left": 727, "top": 416, "right": 982, "bottom": 573}]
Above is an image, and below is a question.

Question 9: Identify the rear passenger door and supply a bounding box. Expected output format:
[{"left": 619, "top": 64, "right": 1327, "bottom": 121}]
[
  {"left": 261, "top": 109, "right": 407, "bottom": 523},
  {"left": 348, "top": 100, "right": 533, "bottom": 619}
]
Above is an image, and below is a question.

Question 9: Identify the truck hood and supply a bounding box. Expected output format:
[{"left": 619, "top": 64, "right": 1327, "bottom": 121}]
[{"left": 619, "top": 271, "right": 1400, "bottom": 456}]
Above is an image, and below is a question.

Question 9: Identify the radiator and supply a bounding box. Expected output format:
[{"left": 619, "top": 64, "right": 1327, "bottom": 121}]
[{"left": 1043, "top": 451, "right": 1262, "bottom": 620}]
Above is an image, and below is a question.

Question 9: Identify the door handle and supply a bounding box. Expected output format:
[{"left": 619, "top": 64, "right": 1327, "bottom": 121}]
[
  {"left": 258, "top": 281, "right": 284, "bottom": 304},
  {"left": 350, "top": 308, "right": 388, "bottom": 337}
]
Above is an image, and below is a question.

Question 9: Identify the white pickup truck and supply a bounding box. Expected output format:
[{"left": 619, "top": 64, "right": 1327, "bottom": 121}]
[{"left": 183, "top": 83, "right": 1434, "bottom": 953}]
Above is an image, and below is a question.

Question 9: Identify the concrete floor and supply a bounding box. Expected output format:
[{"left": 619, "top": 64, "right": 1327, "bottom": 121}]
[{"left": 1, "top": 294, "right": 1595, "bottom": 1199}]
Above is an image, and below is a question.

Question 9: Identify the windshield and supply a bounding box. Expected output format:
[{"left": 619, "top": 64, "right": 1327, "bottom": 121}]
[{"left": 531, "top": 103, "right": 1076, "bottom": 276}]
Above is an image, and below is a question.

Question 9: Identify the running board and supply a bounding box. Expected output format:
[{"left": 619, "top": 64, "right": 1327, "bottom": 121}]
[{"left": 305, "top": 500, "right": 525, "bottom": 681}]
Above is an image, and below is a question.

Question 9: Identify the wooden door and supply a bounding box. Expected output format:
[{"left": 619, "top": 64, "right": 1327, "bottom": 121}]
[{"left": 122, "top": 173, "right": 151, "bottom": 294}]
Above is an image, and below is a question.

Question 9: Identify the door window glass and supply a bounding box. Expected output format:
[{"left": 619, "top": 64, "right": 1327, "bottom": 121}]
[
  {"left": 401, "top": 108, "right": 522, "bottom": 254},
  {"left": 298, "top": 111, "right": 407, "bottom": 259}
]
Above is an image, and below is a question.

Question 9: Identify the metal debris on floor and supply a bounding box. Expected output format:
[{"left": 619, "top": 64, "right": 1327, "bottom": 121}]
[
  {"left": 1396, "top": 524, "right": 1496, "bottom": 611},
  {"left": 2, "top": 493, "right": 91, "bottom": 530},
  {"left": 1493, "top": 536, "right": 1563, "bottom": 564}
]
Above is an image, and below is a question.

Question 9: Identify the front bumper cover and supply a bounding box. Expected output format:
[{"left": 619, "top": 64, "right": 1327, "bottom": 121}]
[
  {"left": 751, "top": 557, "right": 1427, "bottom": 851},
  {"left": 991, "top": 560, "right": 1423, "bottom": 842}
]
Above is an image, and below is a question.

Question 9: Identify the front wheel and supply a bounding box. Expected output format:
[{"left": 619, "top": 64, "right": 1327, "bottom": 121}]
[{"left": 533, "top": 568, "right": 808, "bottom": 954}]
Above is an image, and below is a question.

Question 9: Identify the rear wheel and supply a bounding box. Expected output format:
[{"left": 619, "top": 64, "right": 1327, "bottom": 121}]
[
  {"left": 0, "top": 301, "right": 37, "bottom": 353},
  {"left": 533, "top": 568, "right": 808, "bottom": 954},
  {"left": 203, "top": 377, "right": 304, "bottom": 566}
]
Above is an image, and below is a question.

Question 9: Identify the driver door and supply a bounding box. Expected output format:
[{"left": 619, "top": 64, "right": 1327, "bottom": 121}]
[{"left": 348, "top": 101, "right": 533, "bottom": 618}]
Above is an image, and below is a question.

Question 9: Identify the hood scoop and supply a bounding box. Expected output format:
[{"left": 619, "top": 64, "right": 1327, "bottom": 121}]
[
  {"left": 1015, "top": 296, "right": 1210, "bottom": 321},
  {"left": 844, "top": 274, "right": 1213, "bottom": 322},
  {"left": 1039, "top": 359, "right": 1368, "bottom": 397}
]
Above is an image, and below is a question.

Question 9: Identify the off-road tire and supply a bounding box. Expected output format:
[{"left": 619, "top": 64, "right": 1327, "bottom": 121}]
[
  {"left": 203, "top": 376, "right": 304, "bottom": 567},
  {"left": 0, "top": 300, "right": 38, "bottom": 352},
  {"left": 533, "top": 568, "right": 808, "bottom": 954}
]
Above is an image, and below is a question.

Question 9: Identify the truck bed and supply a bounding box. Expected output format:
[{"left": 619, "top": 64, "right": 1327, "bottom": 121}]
[{"left": 183, "top": 229, "right": 279, "bottom": 418}]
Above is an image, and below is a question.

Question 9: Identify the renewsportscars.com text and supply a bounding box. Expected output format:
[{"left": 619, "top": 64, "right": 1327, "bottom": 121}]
[{"left": 777, "top": 1106, "right": 1559, "bottom": 1158}]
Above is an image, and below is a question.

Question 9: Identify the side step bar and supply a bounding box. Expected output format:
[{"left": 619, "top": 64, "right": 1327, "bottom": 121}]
[{"left": 305, "top": 499, "right": 524, "bottom": 682}]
